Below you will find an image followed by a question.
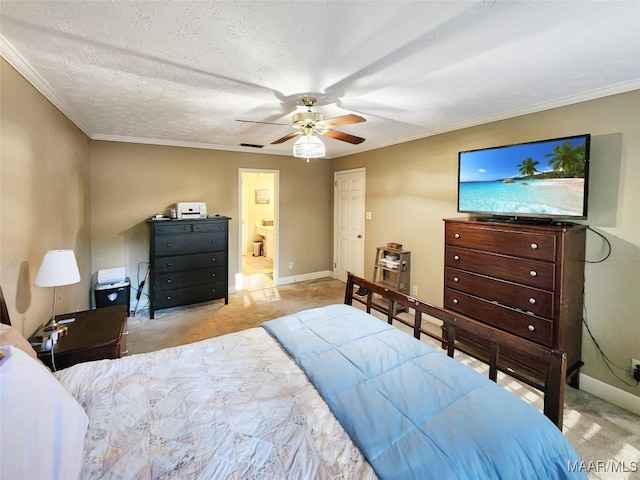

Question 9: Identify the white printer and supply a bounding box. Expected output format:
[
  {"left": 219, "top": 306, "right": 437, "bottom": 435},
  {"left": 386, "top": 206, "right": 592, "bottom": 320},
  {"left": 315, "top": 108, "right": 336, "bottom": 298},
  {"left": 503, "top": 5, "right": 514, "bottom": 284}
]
[{"left": 175, "top": 202, "right": 207, "bottom": 219}]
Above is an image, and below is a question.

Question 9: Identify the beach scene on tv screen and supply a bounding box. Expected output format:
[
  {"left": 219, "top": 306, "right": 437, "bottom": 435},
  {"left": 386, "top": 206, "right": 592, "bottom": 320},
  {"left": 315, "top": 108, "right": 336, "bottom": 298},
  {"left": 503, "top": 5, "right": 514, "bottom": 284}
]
[{"left": 459, "top": 137, "right": 587, "bottom": 217}]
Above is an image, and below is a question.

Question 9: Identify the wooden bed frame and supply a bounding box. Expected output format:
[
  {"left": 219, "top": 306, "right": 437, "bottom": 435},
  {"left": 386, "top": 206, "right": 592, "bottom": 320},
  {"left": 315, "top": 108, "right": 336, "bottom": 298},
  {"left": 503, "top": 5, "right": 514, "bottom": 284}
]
[{"left": 344, "top": 273, "right": 567, "bottom": 430}]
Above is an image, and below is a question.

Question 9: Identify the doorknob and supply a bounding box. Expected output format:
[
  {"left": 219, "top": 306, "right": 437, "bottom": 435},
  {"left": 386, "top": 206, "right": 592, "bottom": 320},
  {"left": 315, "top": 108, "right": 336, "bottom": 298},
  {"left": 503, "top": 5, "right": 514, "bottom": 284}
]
[{"left": 357, "top": 234, "right": 362, "bottom": 238}]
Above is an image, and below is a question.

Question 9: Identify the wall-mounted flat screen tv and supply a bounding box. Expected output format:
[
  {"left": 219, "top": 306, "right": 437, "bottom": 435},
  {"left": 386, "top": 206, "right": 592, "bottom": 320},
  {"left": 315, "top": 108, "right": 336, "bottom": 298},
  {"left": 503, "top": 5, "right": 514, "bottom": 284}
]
[{"left": 457, "top": 134, "right": 590, "bottom": 221}]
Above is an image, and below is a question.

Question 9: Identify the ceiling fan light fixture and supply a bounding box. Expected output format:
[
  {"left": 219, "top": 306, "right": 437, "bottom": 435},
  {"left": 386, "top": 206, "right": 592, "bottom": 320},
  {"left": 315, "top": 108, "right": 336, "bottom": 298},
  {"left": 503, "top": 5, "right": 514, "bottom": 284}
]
[{"left": 293, "top": 134, "right": 325, "bottom": 159}]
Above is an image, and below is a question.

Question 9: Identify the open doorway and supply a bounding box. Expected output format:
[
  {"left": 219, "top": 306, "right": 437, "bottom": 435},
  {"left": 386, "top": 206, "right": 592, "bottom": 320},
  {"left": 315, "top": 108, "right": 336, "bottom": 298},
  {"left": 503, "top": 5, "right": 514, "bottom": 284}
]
[{"left": 238, "top": 169, "right": 278, "bottom": 290}]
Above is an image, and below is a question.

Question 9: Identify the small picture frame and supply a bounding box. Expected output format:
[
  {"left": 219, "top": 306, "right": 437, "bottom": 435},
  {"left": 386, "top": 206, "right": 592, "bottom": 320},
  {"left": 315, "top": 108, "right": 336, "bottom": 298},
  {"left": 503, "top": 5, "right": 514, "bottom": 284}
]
[{"left": 255, "top": 189, "right": 270, "bottom": 204}]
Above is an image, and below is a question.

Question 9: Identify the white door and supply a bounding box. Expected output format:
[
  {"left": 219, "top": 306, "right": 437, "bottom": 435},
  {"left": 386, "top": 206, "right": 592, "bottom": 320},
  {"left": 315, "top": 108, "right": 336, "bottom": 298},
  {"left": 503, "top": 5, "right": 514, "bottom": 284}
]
[{"left": 334, "top": 168, "right": 366, "bottom": 282}]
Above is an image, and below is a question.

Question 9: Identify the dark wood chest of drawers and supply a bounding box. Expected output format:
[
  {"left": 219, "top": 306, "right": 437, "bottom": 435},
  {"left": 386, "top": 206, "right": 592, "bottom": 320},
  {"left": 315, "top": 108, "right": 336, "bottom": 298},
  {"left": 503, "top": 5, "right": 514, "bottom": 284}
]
[
  {"left": 443, "top": 218, "right": 586, "bottom": 386},
  {"left": 148, "top": 217, "right": 230, "bottom": 319}
]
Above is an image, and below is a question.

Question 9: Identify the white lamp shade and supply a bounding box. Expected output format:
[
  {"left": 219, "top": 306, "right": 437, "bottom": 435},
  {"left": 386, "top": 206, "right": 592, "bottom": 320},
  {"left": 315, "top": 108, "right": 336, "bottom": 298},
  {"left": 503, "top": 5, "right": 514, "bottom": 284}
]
[
  {"left": 35, "top": 250, "right": 81, "bottom": 287},
  {"left": 293, "top": 134, "right": 325, "bottom": 158}
]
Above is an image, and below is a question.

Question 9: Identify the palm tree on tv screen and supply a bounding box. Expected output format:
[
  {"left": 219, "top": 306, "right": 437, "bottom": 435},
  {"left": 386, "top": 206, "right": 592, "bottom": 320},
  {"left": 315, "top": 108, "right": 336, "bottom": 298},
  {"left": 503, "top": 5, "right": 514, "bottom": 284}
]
[
  {"left": 517, "top": 157, "right": 540, "bottom": 177},
  {"left": 545, "top": 140, "right": 586, "bottom": 177}
]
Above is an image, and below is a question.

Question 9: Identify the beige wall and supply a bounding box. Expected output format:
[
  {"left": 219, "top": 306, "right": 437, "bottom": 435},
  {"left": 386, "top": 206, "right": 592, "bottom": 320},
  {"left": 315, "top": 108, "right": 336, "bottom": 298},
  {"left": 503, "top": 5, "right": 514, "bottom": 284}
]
[
  {"left": 333, "top": 90, "right": 640, "bottom": 397},
  {"left": 0, "top": 59, "right": 92, "bottom": 336},
  {"left": 89, "top": 141, "right": 332, "bottom": 300}
]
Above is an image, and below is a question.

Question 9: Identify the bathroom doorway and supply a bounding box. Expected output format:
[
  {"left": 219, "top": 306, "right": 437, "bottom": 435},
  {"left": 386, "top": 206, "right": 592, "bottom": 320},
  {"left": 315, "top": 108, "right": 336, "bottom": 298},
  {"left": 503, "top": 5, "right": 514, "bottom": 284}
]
[{"left": 238, "top": 169, "right": 278, "bottom": 290}]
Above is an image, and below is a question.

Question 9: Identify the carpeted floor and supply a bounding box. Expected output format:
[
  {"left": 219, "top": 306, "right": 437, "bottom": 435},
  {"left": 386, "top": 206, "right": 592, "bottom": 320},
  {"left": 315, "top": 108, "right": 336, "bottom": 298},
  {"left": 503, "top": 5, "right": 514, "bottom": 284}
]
[{"left": 128, "top": 277, "right": 640, "bottom": 479}]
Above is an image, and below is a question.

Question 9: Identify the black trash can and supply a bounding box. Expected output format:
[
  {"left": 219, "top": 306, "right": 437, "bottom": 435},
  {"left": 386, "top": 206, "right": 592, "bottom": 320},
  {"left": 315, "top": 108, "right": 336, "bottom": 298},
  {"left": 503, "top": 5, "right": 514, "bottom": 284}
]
[{"left": 95, "top": 278, "right": 131, "bottom": 315}]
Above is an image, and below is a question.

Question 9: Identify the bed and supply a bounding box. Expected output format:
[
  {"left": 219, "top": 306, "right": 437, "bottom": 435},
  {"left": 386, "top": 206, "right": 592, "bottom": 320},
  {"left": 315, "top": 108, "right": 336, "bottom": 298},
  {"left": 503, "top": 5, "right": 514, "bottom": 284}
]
[{"left": 0, "top": 278, "right": 585, "bottom": 479}]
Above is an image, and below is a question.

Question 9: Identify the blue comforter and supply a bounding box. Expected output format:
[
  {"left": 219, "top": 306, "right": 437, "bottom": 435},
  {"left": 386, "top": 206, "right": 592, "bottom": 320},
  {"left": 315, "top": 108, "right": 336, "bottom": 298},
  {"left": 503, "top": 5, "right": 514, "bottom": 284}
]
[{"left": 263, "top": 304, "right": 585, "bottom": 480}]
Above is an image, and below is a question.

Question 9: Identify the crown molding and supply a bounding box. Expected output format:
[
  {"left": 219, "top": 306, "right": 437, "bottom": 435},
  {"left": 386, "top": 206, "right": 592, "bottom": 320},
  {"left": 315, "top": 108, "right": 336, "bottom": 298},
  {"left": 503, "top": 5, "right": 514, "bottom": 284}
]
[
  {"left": 91, "top": 133, "right": 293, "bottom": 157},
  {"left": 0, "top": 34, "right": 94, "bottom": 137},
  {"left": 333, "top": 80, "right": 640, "bottom": 158}
]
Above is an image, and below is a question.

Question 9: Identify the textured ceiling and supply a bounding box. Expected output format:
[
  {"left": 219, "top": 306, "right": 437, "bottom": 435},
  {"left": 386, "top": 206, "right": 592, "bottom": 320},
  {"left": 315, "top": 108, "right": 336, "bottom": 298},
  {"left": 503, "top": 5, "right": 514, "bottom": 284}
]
[{"left": 1, "top": 1, "right": 639, "bottom": 158}]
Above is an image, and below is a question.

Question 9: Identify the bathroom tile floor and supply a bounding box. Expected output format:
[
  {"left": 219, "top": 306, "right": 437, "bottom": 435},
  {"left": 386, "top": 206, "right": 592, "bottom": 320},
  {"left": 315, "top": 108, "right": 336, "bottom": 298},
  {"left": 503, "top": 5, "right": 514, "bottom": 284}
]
[{"left": 242, "top": 254, "right": 273, "bottom": 288}]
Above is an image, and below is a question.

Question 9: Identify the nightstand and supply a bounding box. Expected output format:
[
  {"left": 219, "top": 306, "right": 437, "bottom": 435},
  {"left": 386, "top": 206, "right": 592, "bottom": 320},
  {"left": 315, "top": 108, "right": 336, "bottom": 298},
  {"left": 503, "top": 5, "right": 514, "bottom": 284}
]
[{"left": 29, "top": 305, "right": 128, "bottom": 370}]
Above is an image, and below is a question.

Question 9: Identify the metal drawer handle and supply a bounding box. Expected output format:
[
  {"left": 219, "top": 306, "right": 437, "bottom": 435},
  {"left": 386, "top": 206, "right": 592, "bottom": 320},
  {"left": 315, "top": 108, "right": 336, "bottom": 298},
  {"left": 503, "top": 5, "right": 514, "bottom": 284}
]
[
  {"left": 453, "top": 277, "right": 459, "bottom": 283},
  {"left": 530, "top": 243, "right": 538, "bottom": 250},
  {"left": 528, "top": 324, "right": 535, "bottom": 332},
  {"left": 211, "top": 289, "right": 216, "bottom": 293},
  {"left": 166, "top": 262, "right": 172, "bottom": 267},
  {"left": 211, "top": 240, "right": 216, "bottom": 244},
  {"left": 530, "top": 270, "right": 537, "bottom": 277},
  {"left": 452, "top": 298, "right": 459, "bottom": 305},
  {"left": 211, "top": 258, "right": 216, "bottom": 262},
  {"left": 166, "top": 243, "right": 172, "bottom": 247},
  {"left": 183, "top": 226, "right": 188, "bottom": 230},
  {"left": 166, "top": 295, "right": 171, "bottom": 300},
  {"left": 529, "top": 297, "right": 536, "bottom": 305},
  {"left": 211, "top": 273, "right": 216, "bottom": 277},
  {"left": 454, "top": 233, "right": 461, "bottom": 239},
  {"left": 167, "top": 279, "right": 172, "bottom": 283},
  {"left": 454, "top": 255, "right": 460, "bottom": 261}
]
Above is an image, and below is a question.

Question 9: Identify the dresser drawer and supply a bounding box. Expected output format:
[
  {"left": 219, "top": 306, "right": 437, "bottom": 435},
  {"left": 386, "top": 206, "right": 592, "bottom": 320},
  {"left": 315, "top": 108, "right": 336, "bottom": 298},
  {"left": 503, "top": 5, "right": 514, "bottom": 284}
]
[
  {"left": 152, "top": 223, "right": 193, "bottom": 234},
  {"left": 154, "top": 267, "right": 226, "bottom": 292},
  {"left": 193, "top": 221, "right": 227, "bottom": 233},
  {"left": 153, "top": 251, "right": 226, "bottom": 273},
  {"left": 152, "top": 220, "right": 227, "bottom": 234},
  {"left": 154, "top": 232, "right": 226, "bottom": 256},
  {"left": 445, "top": 288, "right": 553, "bottom": 347},
  {"left": 445, "top": 267, "right": 554, "bottom": 318},
  {"left": 445, "top": 223, "right": 557, "bottom": 262},
  {"left": 154, "top": 282, "right": 227, "bottom": 309},
  {"left": 446, "top": 246, "right": 554, "bottom": 290}
]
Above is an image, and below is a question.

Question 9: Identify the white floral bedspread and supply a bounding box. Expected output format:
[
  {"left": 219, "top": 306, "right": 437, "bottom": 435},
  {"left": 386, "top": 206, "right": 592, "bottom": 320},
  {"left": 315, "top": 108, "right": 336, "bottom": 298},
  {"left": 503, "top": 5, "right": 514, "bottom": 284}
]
[{"left": 55, "top": 327, "right": 377, "bottom": 480}]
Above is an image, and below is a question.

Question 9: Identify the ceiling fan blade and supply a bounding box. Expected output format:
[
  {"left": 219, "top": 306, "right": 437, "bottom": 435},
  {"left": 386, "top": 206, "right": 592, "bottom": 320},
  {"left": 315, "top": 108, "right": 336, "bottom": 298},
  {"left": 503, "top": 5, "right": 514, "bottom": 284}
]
[
  {"left": 318, "top": 114, "right": 366, "bottom": 128},
  {"left": 322, "top": 130, "right": 366, "bottom": 145},
  {"left": 271, "top": 132, "right": 301, "bottom": 144},
  {"left": 236, "top": 119, "right": 289, "bottom": 126}
]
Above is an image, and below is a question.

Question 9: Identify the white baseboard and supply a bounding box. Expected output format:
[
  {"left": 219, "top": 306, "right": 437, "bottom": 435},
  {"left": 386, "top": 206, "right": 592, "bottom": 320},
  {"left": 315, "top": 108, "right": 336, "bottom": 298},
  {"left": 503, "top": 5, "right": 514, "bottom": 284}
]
[
  {"left": 230, "top": 270, "right": 333, "bottom": 294},
  {"left": 580, "top": 373, "right": 640, "bottom": 416},
  {"left": 277, "top": 270, "right": 332, "bottom": 285}
]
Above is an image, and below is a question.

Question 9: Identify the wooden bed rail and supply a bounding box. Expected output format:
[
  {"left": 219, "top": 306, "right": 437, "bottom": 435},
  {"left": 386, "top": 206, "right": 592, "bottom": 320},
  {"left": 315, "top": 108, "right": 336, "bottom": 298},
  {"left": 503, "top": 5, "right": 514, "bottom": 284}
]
[{"left": 344, "top": 273, "right": 567, "bottom": 430}]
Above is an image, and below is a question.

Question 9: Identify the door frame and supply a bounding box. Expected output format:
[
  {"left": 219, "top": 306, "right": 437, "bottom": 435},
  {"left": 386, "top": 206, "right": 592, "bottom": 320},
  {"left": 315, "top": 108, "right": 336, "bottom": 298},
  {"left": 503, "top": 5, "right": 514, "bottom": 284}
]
[
  {"left": 333, "top": 167, "right": 366, "bottom": 281},
  {"left": 237, "top": 168, "right": 280, "bottom": 288}
]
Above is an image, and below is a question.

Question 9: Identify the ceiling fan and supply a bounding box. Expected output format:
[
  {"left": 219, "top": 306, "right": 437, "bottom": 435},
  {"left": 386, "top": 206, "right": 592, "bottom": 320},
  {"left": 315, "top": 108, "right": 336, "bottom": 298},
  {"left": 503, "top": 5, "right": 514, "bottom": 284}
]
[
  {"left": 237, "top": 97, "right": 366, "bottom": 155},
  {"left": 269, "top": 96, "right": 366, "bottom": 147}
]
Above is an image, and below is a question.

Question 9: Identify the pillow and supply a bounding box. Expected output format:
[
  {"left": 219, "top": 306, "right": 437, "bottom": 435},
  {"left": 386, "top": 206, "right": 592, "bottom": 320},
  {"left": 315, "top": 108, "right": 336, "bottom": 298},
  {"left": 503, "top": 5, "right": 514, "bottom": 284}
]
[
  {"left": 0, "top": 323, "right": 39, "bottom": 360},
  {"left": 0, "top": 345, "right": 89, "bottom": 479}
]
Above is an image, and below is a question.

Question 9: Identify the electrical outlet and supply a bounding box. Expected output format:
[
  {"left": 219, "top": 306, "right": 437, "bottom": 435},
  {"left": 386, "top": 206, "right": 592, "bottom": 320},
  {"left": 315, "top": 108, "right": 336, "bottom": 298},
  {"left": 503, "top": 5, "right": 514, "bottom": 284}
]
[
  {"left": 412, "top": 285, "right": 418, "bottom": 296},
  {"left": 288, "top": 262, "right": 294, "bottom": 269}
]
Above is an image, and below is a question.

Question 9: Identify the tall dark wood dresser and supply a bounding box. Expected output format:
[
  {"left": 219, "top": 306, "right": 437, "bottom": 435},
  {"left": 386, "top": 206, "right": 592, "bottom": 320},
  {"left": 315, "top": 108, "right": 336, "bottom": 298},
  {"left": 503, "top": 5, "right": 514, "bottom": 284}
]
[
  {"left": 443, "top": 218, "right": 586, "bottom": 387},
  {"left": 148, "top": 216, "right": 230, "bottom": 319}
]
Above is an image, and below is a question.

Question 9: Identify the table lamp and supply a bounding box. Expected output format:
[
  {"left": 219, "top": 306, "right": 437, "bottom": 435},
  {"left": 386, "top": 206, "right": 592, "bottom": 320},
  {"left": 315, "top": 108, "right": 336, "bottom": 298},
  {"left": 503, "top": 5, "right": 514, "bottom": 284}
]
[{"left": 35, "top": 249, "right": 80, "bottom": 333}]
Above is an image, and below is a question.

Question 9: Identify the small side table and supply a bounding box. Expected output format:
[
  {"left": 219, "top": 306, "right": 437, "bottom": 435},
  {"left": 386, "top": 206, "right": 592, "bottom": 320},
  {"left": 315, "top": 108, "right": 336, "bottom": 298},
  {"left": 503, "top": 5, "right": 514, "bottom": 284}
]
[{"left": 29, "top": 305, "right": 128, "bottom": 370}]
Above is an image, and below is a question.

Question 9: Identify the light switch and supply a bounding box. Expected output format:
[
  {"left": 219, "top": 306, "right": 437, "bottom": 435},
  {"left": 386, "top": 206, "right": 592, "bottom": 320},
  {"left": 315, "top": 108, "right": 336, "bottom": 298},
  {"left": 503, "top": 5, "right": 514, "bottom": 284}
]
[{"left": 366, "top": 212, "right": 372, "bottom": 220}]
